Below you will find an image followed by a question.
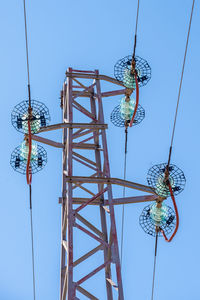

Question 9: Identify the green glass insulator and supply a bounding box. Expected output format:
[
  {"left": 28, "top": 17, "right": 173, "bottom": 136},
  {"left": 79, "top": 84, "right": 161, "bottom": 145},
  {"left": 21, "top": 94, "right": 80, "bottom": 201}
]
[
  {"left": 20, "top": 141, "right": 38, "bottom": 161},
  {"left": 123, "top": 69, "right": 136, "bottom": 89},
  {"left": 22, "top": 113, "right": 41, "bottom": 133},
  {"left": 155, "top": 175, "right": 175, "bottom": 197},
  {"left": 120, "top": 97, "right": 135, "bottom": 120},
  {"left": 150, "top": 203, "right": 168, "bottom": 225}
]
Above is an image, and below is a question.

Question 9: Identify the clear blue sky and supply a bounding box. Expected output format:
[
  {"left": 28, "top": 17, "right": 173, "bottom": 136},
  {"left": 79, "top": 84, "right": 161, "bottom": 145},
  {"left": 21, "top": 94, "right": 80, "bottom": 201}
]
[{"left": 0, "top": 0, "right": 200, "bottom": 299}]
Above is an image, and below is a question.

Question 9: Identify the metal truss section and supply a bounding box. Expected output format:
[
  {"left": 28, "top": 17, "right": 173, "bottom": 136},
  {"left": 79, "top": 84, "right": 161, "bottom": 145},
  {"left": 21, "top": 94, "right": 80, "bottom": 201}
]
[
  {"left": 60, "top": 68, "right": 125, "bottom": 300},
  {"left": 31, "top": 68, "right": 160, "bottom": 299}
]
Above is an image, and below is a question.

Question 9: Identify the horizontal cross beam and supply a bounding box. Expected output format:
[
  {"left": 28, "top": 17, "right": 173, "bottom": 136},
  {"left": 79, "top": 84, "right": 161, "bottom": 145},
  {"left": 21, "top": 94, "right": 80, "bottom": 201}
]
[
  {"left": 66, "top": 72, "right": 126, "bottom": 87},
  {"left": 63, "top": 174, "right": 156, "bottom": 194},
  {"left": 39, "top": 122, "right": 107, "bottom": 133},
  {"left": 30, "top": 134, "right": 63, "bottom": 148},
  {"left": 67, "top": 194, "right": 159, "bottom": 205}
]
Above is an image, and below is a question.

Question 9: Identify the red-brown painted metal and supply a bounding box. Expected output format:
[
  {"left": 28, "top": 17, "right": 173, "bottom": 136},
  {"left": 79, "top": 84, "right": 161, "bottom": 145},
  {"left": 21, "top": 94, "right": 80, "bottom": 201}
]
[
  {"left": 60, "top": 68, "right": 125, "bottom": 300},
  {"left": 29, "top": 68, "right": 161, "bottom": 299}
]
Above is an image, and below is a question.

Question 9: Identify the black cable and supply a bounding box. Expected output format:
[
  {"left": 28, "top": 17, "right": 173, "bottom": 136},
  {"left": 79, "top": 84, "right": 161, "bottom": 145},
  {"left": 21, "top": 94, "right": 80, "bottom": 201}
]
[
  {"left": 151, "top": 231, "right": 158, "bottom": 300},
  {"left": 22, "top": 1, "right": 36, "bottom": 298},
  {"left": 23, "top": 0, "right": 31, "bottom": 108},
  {"left": 120, "top": 126, "right": 128, "bottom": 266},
  {"left": 29, "top": 185, "right": 36, "bottom": 300},
  {"left": 133, "top": 0, "right": 140, "bottom": 59},
  {"left": 167, "top": 0, "right": 195, "bottom": 167}
]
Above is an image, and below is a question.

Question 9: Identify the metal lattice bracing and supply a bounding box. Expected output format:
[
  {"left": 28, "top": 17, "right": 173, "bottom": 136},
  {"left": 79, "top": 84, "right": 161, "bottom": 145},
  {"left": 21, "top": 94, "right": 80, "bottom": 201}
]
[
  {"left": 11, "top": 99, "right": 50, "bottom": 134},
  {"left": 60, "top": 68, "right": 125, "bottom": 300},
  {"left": 28, "top": 68, "right": 160, "bottom": 299},
  {"left": 139, "top": 204, "right": 176, "bottom": 237},
  {"left": 147, "top": 163, "right": 186, "bottom": 197},
  {"left": 110, "top": 104, "right": 145, "bottom": 127},
  {"left": 114, "top": 55, "right": 151, "bottom": 88}
]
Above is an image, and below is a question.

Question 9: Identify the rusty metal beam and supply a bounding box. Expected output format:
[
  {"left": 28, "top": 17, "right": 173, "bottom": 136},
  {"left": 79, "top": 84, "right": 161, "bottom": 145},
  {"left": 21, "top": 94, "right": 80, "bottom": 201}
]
[
  {"left": 70, "top": 194, "right": 158, "bottom": 205},
  {"left": 63, "top": 174, "right": 156, "bottom": 194},
  {"left": 38, "top": 122, "right": 107, "bottom": 133},
  {"left": 73, "top": 245, "right": 102, "bottom": 267},
  {"left": 31, "top": 134, "right": 63, "bottom": 148},
  {"left": 76, "top": 286, "right": 99, "bottom": 300},
  {"left": 76, "top": 261, "right": 111, "bottom": 286},
  {"left": 101, "top": 89, "right": 127, "bottom": 97},
  {"left": 66, "top": 71, "right": 126, "bottom": 87},
  {"left": 75, "top": 213, "right": 103, "bottom": 238}
]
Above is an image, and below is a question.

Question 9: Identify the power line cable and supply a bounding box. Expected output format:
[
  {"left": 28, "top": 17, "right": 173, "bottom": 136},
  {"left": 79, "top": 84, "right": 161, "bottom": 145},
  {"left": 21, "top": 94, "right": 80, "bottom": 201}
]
[
  {"left": 167, "top": 0, "right": 195, "bottom": 167},
  {"left": 133, "top": 0, "right": 140, "bottom": 58},
  {"left": 29, "top": 185, "right": 36, "bottom": 300},
  {"left": 120, "top": 0, "right": 141, "bottom": 266},
  {"left": 120, "top": 125, "right": 128, "bottom": 265},
  {"left": 22, "top": 1, "right": 36, "bottom": 299},
  {"left": 152, "top": 1, "right": 195, "bottom": 297},
  {"left": 23, "top": 0, "right": 31, "bottom": 107},
  {"left": 151, "top": 231, "right": 158, "bottom": 300}
]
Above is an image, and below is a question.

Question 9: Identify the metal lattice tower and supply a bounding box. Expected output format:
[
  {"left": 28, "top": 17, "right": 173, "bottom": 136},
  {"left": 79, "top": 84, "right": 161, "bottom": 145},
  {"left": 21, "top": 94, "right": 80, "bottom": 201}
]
[{"left": 31, "top": 68, "right": 159, "bottom": 299}]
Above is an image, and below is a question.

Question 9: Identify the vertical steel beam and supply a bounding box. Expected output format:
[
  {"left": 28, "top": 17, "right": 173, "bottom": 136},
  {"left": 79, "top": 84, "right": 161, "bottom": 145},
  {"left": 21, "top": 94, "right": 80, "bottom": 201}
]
[
  {"left": 90, "top": 93, "right": 113, "bottom": 299},
  {"left": 66, "top": 68, "right": 75, "bottom": 299},
  {"left": 60, "top": 82, "right": 67, "bottom": 299},
  {"left": 95, "top": 70, "right": 124, "bottom": 299}
]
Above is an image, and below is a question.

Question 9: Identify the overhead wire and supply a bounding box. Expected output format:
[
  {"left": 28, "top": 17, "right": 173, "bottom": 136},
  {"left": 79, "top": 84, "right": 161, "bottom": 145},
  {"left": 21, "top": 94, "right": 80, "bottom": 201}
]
[
  {"left": 162, "top": 0, "right": 195, "bottom": 241},
  {"left": 167, "top": 0, "right": 195, "bottom": 167},
  {"left": 151, "top": 230, "right": 158, "bottom": 300},
  {"left": 120, "top": 125, "right": 128, "bottom": 265},
  {"left": 120, "top": 0, "right": 140, "bottom": 266},
  {"left": 23, "top": 0, "right": 36, "bottom": 299},
  {"left": 120, "top": 0, "right": 140, "bottom": 268},
  {"left": 29, "top": 185, "right": 36, "bottom": 300},
  {"left": 151, "top": 1, "right": 195, "bottom": 298},
  {"left": 133, "top": 0, "right": 140, "bottom": 59},
  {"left": 23, "top": 0, "right": 31, "bottom": 107}
]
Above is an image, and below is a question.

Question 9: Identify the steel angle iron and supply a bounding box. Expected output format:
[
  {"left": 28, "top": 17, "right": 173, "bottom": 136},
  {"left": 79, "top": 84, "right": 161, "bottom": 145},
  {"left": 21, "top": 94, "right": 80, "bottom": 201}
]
[
  {"left": 114, "top": 55, "right": 151, "bottom": 89},
  {"left": 139, "top": 202, "right": 176, "bottom": 237},
  {"left": 11, "top": 99, "right": 50, "bottom": 134}
]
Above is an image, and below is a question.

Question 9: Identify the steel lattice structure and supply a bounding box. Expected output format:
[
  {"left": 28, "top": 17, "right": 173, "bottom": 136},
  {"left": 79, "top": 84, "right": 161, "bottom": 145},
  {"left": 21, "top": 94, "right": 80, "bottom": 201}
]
[{"left": 30, "top": 68, "right": 160, "bottom": 299}]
